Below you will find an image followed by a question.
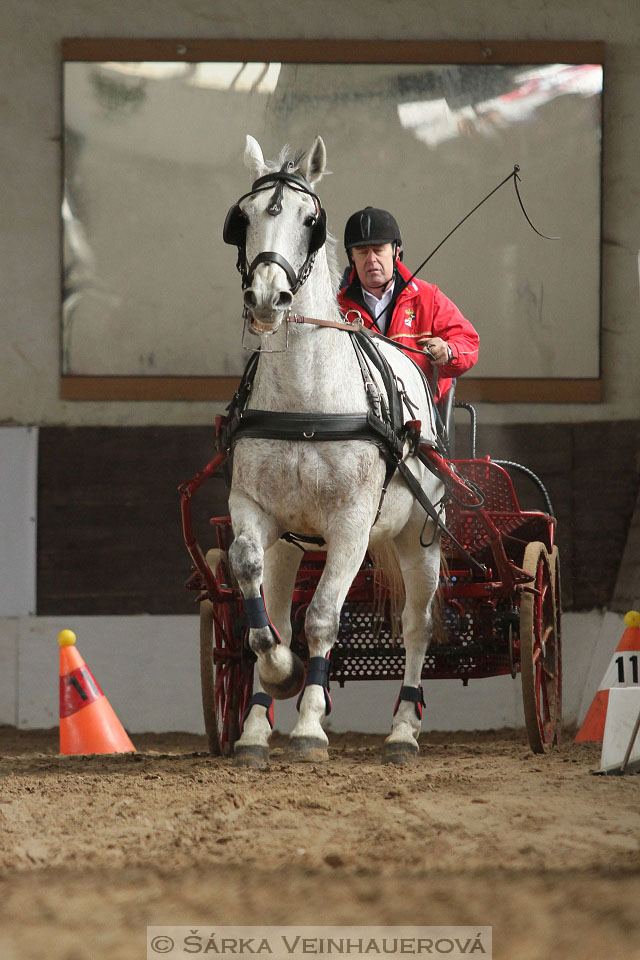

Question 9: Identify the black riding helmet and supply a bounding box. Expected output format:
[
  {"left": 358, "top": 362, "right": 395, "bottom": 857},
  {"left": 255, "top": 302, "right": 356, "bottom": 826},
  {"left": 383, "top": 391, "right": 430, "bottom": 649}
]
[{"left": 344, "top": 207, "right": 402, "bottom": 254}]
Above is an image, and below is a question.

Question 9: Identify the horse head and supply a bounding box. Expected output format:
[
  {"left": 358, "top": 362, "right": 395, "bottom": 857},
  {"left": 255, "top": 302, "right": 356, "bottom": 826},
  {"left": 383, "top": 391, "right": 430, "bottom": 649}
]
[{"left": 224, "top": 135, "right": 328, "bottom": 334}]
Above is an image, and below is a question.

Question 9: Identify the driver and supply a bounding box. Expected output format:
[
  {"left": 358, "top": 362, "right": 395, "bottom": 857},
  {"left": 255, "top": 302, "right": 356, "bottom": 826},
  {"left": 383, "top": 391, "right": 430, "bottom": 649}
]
[{"left": 337, "top": 207, "right": 479, "bottom": 402}]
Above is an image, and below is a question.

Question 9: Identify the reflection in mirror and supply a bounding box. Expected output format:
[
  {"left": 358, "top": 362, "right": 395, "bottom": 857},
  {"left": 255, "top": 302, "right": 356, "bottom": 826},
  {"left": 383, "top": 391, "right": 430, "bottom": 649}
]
[{"left": 62, "top": 58, "right": 602, "bottom": 387}]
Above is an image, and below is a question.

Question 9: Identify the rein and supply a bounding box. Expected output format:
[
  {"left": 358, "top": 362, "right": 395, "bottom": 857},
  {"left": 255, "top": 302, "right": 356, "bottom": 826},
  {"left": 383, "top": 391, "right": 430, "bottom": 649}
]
[
  {"left": 286, "top": 310, "right": 438, "bottom": 363},
  {"left": 287, "top": 311, "right": 364, "bottom": 332}
]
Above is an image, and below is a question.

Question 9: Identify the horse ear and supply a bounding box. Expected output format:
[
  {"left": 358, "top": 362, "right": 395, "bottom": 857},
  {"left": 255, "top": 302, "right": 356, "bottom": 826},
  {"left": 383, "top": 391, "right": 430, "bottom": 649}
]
[
  {"left": 244, "top": 135, "right": 268, "bottom": 180},
  {"left": 302, "top": 136, "right": 327, "bottom": 186}
]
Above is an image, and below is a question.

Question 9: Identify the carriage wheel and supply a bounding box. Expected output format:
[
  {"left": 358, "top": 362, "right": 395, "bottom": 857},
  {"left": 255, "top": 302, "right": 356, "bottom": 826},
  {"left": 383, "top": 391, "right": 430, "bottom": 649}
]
[
  {"left": 519, "top": 541, "right": 561, "bottom": 753},
  {"left": 549, "top": 545, "right": 563, "bottom": 736},
  {"left": 199, "top": 548, "right": 254, "bottom": 757}
]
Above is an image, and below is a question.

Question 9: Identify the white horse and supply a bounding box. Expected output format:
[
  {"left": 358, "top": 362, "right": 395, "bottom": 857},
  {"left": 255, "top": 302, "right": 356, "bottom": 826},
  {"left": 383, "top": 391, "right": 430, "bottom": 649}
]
[{"left": 225, "top": 135, "right": 444, "bottom": 766}]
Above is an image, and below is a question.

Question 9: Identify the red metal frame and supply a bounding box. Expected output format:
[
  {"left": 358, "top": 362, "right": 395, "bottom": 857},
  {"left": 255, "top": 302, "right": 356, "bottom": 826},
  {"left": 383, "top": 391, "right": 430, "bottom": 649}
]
[
  {"left": 179, "top": 451, "right": 229, "bottom": 602},
  {"left": 421, "top": 447, "right": 555, "bottom": 594}
]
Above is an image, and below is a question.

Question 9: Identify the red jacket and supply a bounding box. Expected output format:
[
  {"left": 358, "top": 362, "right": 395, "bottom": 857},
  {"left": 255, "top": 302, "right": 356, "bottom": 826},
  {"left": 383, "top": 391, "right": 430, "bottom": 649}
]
[{"left": 338, "top": 260, "right": 479, "bottom": 402}]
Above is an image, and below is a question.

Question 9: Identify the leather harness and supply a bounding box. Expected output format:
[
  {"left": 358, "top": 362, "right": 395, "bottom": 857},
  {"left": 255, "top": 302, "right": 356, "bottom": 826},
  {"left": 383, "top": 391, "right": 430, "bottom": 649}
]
[
  {"left": 224, "top": 328, "right": 412, "bottom": 463},
  {"left": 218, "top": 324, "right": 486, "bottom": 567}
]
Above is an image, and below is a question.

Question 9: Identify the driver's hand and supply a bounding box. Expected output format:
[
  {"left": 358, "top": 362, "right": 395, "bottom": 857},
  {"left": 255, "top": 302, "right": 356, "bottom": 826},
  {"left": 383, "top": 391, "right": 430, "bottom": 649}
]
[{"left": 417, "top": 336, "right": 452, "bottom": 366}]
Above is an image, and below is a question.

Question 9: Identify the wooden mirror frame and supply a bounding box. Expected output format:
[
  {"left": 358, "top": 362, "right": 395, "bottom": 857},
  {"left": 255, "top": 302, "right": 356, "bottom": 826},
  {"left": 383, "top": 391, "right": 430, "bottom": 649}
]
[{"left": 60, "top": 38, "right": 604, "bottom": 403}]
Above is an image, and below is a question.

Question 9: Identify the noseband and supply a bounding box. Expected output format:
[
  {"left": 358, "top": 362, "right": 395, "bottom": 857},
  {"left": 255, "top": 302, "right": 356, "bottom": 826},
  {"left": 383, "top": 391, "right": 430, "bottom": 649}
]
[{"left": 223, "top": 168, "right": 327, "bottom": 295}]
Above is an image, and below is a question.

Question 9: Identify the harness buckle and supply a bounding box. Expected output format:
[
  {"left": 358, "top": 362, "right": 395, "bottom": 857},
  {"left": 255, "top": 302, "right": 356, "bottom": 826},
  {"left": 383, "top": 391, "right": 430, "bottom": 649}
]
[
  {"left": 365, "top": 381, "right": 383, "bottom": 419},
  {"left": 343, "top": 309, "right": 364, "bottom": 329}
]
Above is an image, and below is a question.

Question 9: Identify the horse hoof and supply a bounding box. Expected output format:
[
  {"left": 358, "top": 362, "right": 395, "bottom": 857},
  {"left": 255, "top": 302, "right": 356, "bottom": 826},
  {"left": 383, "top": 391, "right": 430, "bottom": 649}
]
[
  {"left": 259, "top": 652, "right": 306, "bottom": 701},
  {"left": 382, "top": 740, "right": 419, "bottom": 765},
  {"left": 288, "top": 736, "right": 329, "bottom": 763},
  {"left": 233, "top": 744, "right": 269, "bottom": 769}
]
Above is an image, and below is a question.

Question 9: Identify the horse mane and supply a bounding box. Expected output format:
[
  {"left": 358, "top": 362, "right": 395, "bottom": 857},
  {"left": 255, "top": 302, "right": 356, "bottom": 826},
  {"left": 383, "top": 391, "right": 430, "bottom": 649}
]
[
  {"left": 262, "top": 145, "right": 305, "bottom": 174},
  {"left": 263, "top": 146, "right": 342, "bottom": 295},
  {"left": 323, "top": 231, "right": 341, "bottom": 297}
]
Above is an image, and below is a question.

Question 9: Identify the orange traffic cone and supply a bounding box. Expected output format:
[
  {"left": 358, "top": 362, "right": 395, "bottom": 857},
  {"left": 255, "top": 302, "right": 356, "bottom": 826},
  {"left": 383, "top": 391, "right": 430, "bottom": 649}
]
[
  {"left": 576, "top": 611, "right": 640, "bottom": 742},
  {"left": 58, "top": 629, "right": 136, "bottom": 755}
]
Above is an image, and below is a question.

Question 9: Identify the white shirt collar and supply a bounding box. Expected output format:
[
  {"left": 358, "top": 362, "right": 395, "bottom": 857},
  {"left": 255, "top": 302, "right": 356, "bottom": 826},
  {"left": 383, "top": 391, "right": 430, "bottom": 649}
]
[{"left": 362, "top": 280, "right": 394, "bottom": 334}]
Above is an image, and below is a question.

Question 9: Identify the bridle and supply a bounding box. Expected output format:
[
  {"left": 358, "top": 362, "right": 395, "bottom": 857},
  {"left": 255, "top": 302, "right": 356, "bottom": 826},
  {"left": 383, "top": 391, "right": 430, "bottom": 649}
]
[{"left": 223, "top": 167, "right": 328, "bottom": 295}]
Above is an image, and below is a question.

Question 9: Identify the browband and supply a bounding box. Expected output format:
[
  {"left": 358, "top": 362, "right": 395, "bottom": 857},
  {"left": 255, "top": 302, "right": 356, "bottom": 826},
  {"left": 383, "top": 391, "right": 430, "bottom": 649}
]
[{"left": 252, "top": 171, "right": 315, "bottom": 194}]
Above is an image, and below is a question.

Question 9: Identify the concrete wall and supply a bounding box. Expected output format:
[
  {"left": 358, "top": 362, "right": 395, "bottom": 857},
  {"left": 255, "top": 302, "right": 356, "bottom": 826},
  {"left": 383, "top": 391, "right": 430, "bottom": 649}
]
[
  {"left": 0, "top": 1, "right": 638, "bottom": 735},
  {"left": 0, "top": 0, "right": 638, "bottom": 427}
]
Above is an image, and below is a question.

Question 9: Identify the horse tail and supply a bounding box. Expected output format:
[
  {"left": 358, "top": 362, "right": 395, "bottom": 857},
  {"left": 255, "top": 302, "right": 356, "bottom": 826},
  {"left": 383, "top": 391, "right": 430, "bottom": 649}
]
[
  {"left": 368, "top": 542, "right": 405, "bottom": 643},
  {"left": 369, "top": 542, "right": 449, "bottom": 647},
  {"left": 430, "top": 548, "right": 449, "bottom": 647}
]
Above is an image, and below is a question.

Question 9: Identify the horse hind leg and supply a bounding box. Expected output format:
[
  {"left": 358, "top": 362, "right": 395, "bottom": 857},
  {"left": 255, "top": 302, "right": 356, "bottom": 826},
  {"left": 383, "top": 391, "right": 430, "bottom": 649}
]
[
  {"left": 382, "top": 531, "right": 441, "bottom": 765},
  {"left": 233, "top": 539, "right": 303, "bottom": 769}
]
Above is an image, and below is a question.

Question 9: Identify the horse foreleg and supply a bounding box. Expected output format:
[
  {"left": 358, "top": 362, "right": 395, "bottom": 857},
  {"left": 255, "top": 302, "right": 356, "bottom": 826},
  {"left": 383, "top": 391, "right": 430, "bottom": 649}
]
[
  {"left": 233, "top": 540, "right": 302, "bottom": 768},
  {"left": 289, "top": 529, "right": 370, "bottom": 762},
  {"left": 383, "top": 528, "right": 441, "bottom": 765},
  {"left": 229, "top": 494, "right": 305, "bottom": 703}
]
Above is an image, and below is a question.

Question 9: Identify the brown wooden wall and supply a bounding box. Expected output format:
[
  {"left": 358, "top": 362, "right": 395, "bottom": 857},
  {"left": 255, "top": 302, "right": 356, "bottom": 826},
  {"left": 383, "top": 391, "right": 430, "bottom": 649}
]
[
  {"left": 37, "top": 420, "right": 640, "bottom": 615},
  {"left": 37, "top": 427, "right": 228, "bottom": 615}
]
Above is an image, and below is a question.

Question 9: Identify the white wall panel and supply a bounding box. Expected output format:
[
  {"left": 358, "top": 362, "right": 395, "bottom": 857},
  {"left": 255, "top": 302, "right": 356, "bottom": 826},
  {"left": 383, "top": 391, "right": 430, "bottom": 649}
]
[
  {"left": 0, "top": 427, "right": 37, "bottom": 616},
  {"left": 6, "top": 610, "right": 617, "bottom": 735},
  {"left": 0, "top": 619, "right": 19, "bottom": 726}
]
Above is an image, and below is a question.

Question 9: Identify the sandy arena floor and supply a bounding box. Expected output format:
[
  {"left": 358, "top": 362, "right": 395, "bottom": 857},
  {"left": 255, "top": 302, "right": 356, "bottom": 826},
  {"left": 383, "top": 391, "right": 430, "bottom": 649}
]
[{"left": 0, "top": 726, "right": 638, "bottom": 960}]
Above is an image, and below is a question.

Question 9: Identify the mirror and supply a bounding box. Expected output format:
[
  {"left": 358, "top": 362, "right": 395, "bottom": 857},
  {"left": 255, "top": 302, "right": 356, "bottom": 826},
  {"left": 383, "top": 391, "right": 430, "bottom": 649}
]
[{"left": 61, "top": 40, "right": 603, "bottom": 401}]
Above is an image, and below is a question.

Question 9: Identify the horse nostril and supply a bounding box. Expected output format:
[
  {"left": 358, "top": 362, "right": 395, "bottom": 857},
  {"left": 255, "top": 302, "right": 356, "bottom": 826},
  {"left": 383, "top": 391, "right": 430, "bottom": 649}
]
[
  {"left": 243, "top": 290, "right": 258, "bottom": 308},
  {"left": 276, "top": 291, "right": 293, "bottom": 309}
]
